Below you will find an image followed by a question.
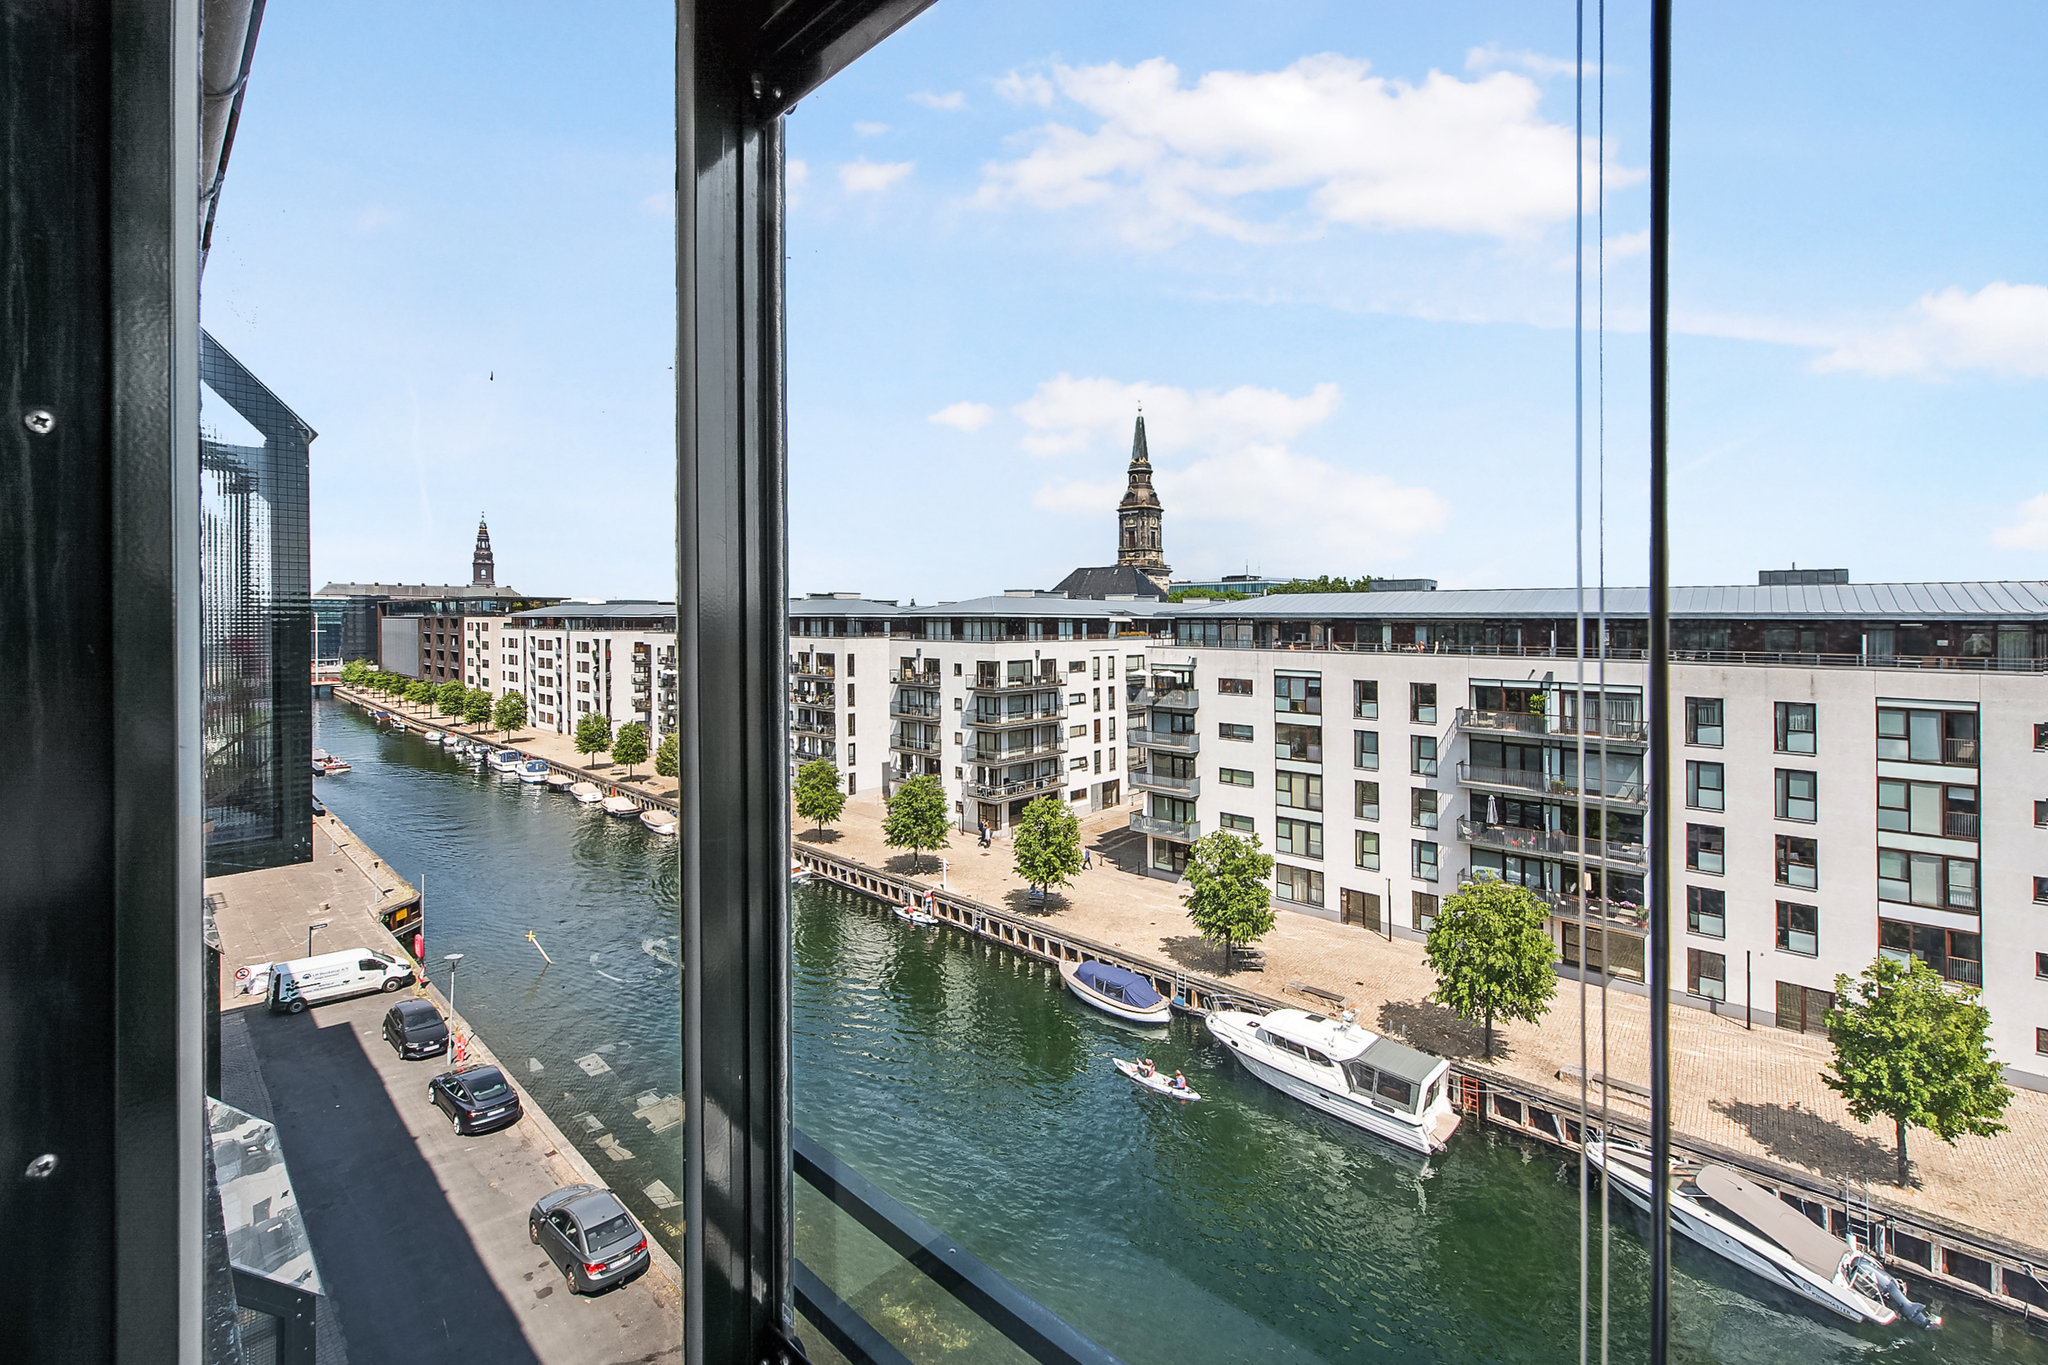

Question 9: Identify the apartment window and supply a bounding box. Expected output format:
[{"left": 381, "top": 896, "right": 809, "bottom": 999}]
[
  {"left": 1355, "top": 831, "right": 1380, "bottom": 871},
  {"left": 1275, "top": 771, "right": 1322, "bottom": 811},
  {"left": 1685, "top": 761, "right": 1725, "bottom": 812},
  {"left": 1775, "top": 835, "right": 1818, "bottom": 890},
  {"left": 1093, "top": 689, "right": 1101, "bottom": 712},
  {"left": 1685, "top": 697, "right": 1724, "bottom": 747},
  {"left": 1774, "top": 702, "right": 1817, "bottom": 754},
  {"left": 1070, "top": 692, "right": 1085, "bottom": 706},
  {"left": 1126, "top": 655, "right": 1143, "bottom": 675},
  {"left": 846, "top": 714, "right": 856, "bottom": 736},
  {"left": 1274, "top": 723, "right": 1322, "bottom": 764},
  {"left": 1879, "top": 705, "right": 1977, "bottom": 765},
  {"left": 1409, "top": 735, "right": 1437, "bottom": 777},
  {"left": 1091, "top": 658, "right": 1100, "bottom": 680},
  {"left": 2037, "top": 952, "right": 2048, "bottom": 979},
  {"left": 1412, "top": 840, "right": 1439, "bottom": 882},
  {"left": 1275, "top": 863, "right": 1324, "bottom": 907},
  {"left": 1412, "top": 891, "right": 1439, "bottom": 932},
  {"left": 2039, "top": 1029, "right": 2048, "bottom": 1057},
  {"left": 1340, "top": 889, "right": 1382, "bottom": 932},
  {"left": 1687, "top": 948, "right": 1727, "bottom": 1002},
  {"left": 1411, "top": 789, "right": 1439, "bottom": 830},
  {"left": 1220, "top": 813, "right": 1254, "bottom": 834},
  {"left": 1107, "top": 718, "right": 1115, "bottom": 741},
  {"left": 1880, "top": 850, "right": 1978, "bottom": 910},
  {"left": 1217, "top": 678, "right": 1253, "bottom": 696},
  {"left": 1880, "top": 921, "right": 1983, "bottom": 988},
  {"left": 1776, "top": 902, "right": 1819, "bottom": 957},
  {"left": 1070, "top": 725, "right": 1089, "bottom": 740},
  {"left": 2037, "top": 800, "right": 2048, "bottom": 827},
  {"left": 1354, "top": 780, "right": 1380, "bottom": 821},
  {"left": 577, "top": 681, "right": 590, "bottom": 693},
  {"left": 1275, "top": 818, "right": 1323, "bottom": 860},
  {"left": 1107, "top": 657, "right": 1115, "bottom": 679},
  {"left": 1686, "top": 824, "right": 1725, "bottom": 875},
  {"left": 1219, "top": 767, "right": 1254, "bottom": 788},
  {"left": 1353, "top": 680, "right": 1378, "bottom": 719},
  {"left": 1775, "top": 769, "right": 1817, "bottom": 822},
  {"left": 1686, "top": 886, "right": 1725, "bottom": 938},
  {"left": 1069, "top": 757, "right": 1088, "bottom": 771},
  {"left": 1410, "top": 683, "right": 1437, "bottom": 724},
  {"left": 1274, "top": 676, "right": 1321, "bottom": 715},
  {"left": 1092, "top": 720, "right": 1101, "bottom": 743},
  {"left": 1151, "top": 840, "right": 1190, "bottom": 876},
  {"left": 1353, "top": 731, "right": 1379, "bottom": 770},
  {"left": 1219, "top": 722, "right": 1254, "bottom": 742}
]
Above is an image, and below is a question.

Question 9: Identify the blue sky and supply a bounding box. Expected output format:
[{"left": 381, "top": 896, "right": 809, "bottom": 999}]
[{"left": 203, "top": 2, "right": 2048, "bottom": 603}]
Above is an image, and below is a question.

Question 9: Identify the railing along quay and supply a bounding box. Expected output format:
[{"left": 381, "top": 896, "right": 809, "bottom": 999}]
[{"left": 792, "top": 840, "right": 2048, "bottom": 1322}]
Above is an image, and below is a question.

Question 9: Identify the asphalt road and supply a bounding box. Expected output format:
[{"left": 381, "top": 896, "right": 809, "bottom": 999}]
[{"left": 240, "top": 993, "right": 680, "bottom": 1364}]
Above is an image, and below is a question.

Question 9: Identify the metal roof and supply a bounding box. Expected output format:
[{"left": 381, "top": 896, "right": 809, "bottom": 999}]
[
  {"left": 1176, "top": 582, "right": 2048, "bottom": 621},
  {"left": 509, "top": 601, "right": 676, "bottom": 623},
  {"left": 898, "top": 593, "right": 1167, "bottom": 619},
  {"left": 787, "top": 596, "right": 902, "bottom": 617}
]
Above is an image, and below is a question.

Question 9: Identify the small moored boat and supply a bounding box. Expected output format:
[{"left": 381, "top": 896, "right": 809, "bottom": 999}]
[
  {"left": 789, "top": 859, "right": 812, "bottom": 884},
  {"left": 1585, "top": 1138, "right": 1938, "bottom": 1328},
  {"left": 1060, "top": 960, "right": 1171, "bottom": 1025},
  {"left": 601, "top": 795, "right": 639, "bottom": 818},
  {"left": 518, "top": 759, "right": 552, "bottom": 784},
  {"left": 545, "top": 772, "right": 575, "bottom": 791},
  {"left": 1207, "top": 1007, "right": 1460, "bottom": 1154},
  {"left": 893, "top": 890, "right": 939, "bottom": 926},
  {"left": 568, "top": 781, "right": 603, "bottom": 804},
  {"left": 1113, "top": 1058, "right": 1200, "bottom": 1101},
  {"left": 639, "top": 809, "right": 678, "bottom": 835},
  {"left": 488, "top": 749, "right": 523, "bottom": 773}
]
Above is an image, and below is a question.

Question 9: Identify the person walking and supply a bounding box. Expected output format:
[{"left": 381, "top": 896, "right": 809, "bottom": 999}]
[{"left": 1082, "top": 846, "right": 1093, "bottom": 871}]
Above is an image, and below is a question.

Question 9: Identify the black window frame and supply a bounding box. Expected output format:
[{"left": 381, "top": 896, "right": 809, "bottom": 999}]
[
  {"left": 1774, "top": 768, "right": 1817, "bottom": 822},
  {"left": 1684, "top": 759, "right": 1724, "bottom": 811},
  {"left": 1775, "top": 901, "right": 1819, "bottom": 957},
  {"left": 1684, "top": 696, "right": 1723, "bottom": 747},
  {"left": 1773, "top": 701, "right": 1816, "bottom": 754}
]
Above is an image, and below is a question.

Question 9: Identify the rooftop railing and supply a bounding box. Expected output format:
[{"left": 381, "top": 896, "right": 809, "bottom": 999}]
[{"left": 1171, "top": 637, "right": 2048, "bottom": 673}]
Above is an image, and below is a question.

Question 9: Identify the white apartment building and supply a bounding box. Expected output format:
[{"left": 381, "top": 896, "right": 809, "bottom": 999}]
[
  {"left": 477, "top": 601, "right": 679, "bottom": 741},
  {"left": 1129, "top": 581, "right": 2048, "bottom": 1088},
  {"left": 789, "top": 591, "right": 1167, "bottom": 826}
]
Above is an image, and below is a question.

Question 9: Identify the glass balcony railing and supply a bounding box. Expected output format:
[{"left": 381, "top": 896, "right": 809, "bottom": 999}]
[
  {"left": 1454, "top": 707, "right": 1648, "bottom": 744},
  {"left": 963, "top": 771, "right": 1066, "bottom": 801},
  {"left": 1129, "top": 769, "right": 1198, "bottom": 798},
  {"left": 1128, "top": 727, "right": 1198, "bottom": 754},
  {"left": 1130, "top": 686, "right": 1199, "bottom": 710},
  {"left": 1130, "top": 811, "right": 1199, "bottom": 841},
  {"left": 1456, "top": 761, "right": 1647, "bottom": 805},
  {"left": 970, "top": 674, "right": 1064, "bottom": 693},
  {"left": 968, "top": 703, "right": 1067, "bottom": 728},
  {"left": 969, "top": 739, "right": 1065, "bottom": 764},
  {"left": 1455, "top": 817, "right": 1647, "bottom": 866}
]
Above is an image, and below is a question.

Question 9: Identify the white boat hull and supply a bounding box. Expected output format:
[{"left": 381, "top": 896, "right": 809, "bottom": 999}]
[
  {"left": 1229, "top": 1047, "right": 1439, "bottom": 1154},
  {"left": 1059, "top": 962, "right": 1171, "bottom": 1024},
  {"left": 1113, "top": 1059, "right": 1200, "bottom": 1100}
]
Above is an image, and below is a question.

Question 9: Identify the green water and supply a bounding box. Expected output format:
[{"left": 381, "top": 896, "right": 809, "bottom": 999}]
[{"left": 314, "top": 697, "right": 2044, "bottom": 1362}]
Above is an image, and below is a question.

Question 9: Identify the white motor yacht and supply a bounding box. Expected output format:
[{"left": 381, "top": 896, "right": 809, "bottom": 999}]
[
  {"left": 488, "top": 749, "right": 523, "bottom": 773},
  {"left": 518, "top": 759, "right": 552, "bottom": 784},
  {"left": 1206, "top": 1007, "right": 1460, "bottom": 1154},
  {"left": 1584, "top": 1138, "right": 1938, "bottom": 1328}
]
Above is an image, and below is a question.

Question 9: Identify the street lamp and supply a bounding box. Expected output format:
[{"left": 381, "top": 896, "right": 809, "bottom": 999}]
[
  {"left": 444, "top": 952, "right": 464, "bottom": 1017},
  {"left": 307, "top": 919, "right": 331, "bottom": 959}
]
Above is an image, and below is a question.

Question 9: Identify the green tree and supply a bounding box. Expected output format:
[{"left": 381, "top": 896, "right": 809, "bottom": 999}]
[
  {"left": 1823, "top": 955, "right": 2013, "bottom": 1185},
  {"left": 1423, "top": 877, "right": 1557, "bottom": 1060},
  {"left": 1012, "top": 795, "right": 1082, "bottom": 895},
  {"left": 405, "top": 679, "right": 434, "bottom": 707},
  {"left": 794, "top": 758, "right": 846, "bottom": 830},
  {"left": 1180, "top": 830, "right": 1276, "bottom": 972},
  {"left": 1264, "top": 574, "right": 1377, "bottom": 596},
  {"left": 612, "top": 721, "right": 649, "bottom": 776},
  {"left": 881, "top": 773, "right": 950, "bottom": 872},
  {"left": 462, "top": 687, "right": 493, "bottom": 728},
  {"left": 340, "top": 659, "right": 371, "bottom": 687},
  {"left": 492, "top": 689, "right": 527, "bottom": 737},
  {"left": 1165, "top": 587, "right": 1249, "bottom": 603},
  {"left": 653, "top": 732, "right": 678, "bottom": 779},
  {"left": 574, "top": 711, "right": 614, "bottom": 765},
  {"left": 436, "top": 679, "right": 466, "bottom": 716}
]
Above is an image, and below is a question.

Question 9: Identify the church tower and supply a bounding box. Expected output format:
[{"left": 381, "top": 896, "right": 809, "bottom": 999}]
[
  {"left": 1116, "top": 412, "right": 1169, "bottom": 580},
  {"left": 471, "top": 514, "right": 495, "bottom": 587}
]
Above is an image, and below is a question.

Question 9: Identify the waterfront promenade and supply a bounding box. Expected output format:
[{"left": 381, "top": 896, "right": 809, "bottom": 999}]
[
  {"left": 339, "top": 690, "right": 678, "bottom": 803},
  {"left": 800, "top": 789, "right": 2048, "bottom": 1260}
]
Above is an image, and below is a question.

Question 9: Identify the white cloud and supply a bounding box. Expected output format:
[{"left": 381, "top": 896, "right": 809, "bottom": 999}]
[
  {"left": 1464, "top": 44, "right": 1589, "bottom": 79},
  {"left": 787, "top": 158, "right": 809, "bottom": 208},
  {"left": 975, "top": 55, "right": 1635, "bottom": 247},
  {"left": 354, "top": 205, "right": 397, "bottom": 232},
  {"left": 1994, "top": 494, "right": 2048, "bottom": 550},
  {"left": 839, "top": 158, "right": 914, "bottom": 194},
  {"left": 1815, "top": 283, "right": 2048, "bottom": 380},
  {"left": 928, "top": 401, "right": 994, "bottom": 432},
  {"left": 639, "top": 192, "right": 671, "bottom": 218},
  {"left": 910, "top": 90, "right": 966, "bottom": 111},
  {"left": 854, "top": 121, "right": 890, "bottom": 137},
  {"left": 994, "top": 71, "right": 1055, "bottom": 106},
  {"left": 1012, "top": 374, "right": 1341, "bottom": 457},
  {"left": 1605, "top": 228, "right": 1649, "bottom": 259}
]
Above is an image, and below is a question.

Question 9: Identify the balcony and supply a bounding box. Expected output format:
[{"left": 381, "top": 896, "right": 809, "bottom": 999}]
[
  {"left": 895, "top": 666, "right": 942, "bottom": 685},
  {"left": 963, "top": 771, "right": 1066, "bottom": 801},
  {"left": 1945, "top": 810, "right": 1980, "bottom": 840},
  {"left": 967, "top": 702, "right": 1067, "bottom": 728},
  {"left": 1130, "top": 811, "right": 1200, "bottom": 842},
  {"left": 789, "top": 662, "right": 837, "bottom": 679},
  {"left": 969, "top": 674, "right": 1063, "bottom": 693},
  {"left": 791, "top": 715, "right": 837, "bottom": 736},
  {"left": 1945, "top": 737, "right": 1979, "bottom": 766},
  {"left": 969, "top": 738, "right": 1065, "bottom": 764},
  {"left": 1131, "top": 686, "right": 1199, "bottom": 710},
  {"left": 1456, "top": 761, "right": 1646, "bottom": 805},
  {"left": 792, "top": 740, "right": 837, "bottom": 761},
  {"left": 1455, "top": 707, "right": 1647, "bottom": 745},
  {"left": 1130, "top": 769, "right": 1199, "bottom": 798},
  {"left": 888, "top": 699, "right": 943, "bottom": 721},
  {"left": 1130, "top": 727, "right": 1199, "bottom": 754},
  {"left": 890, "top": 731, "right": 941, "bottom": 755},
  {"left": 1458, "top": 871, "right": 1646, "bottom": 928},
  {"left": 1455, "top": 817, "right": 1647, "bottom": 867},
  {"left": 789, "top": 686, "right": 836, "bottom": 708}
]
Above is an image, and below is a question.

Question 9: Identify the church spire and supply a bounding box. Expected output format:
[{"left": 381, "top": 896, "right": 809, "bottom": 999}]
[
  {"left": 472, "top": 514, "right": 496, "bottom": 587},
  {"left": 1116, "top": 410, "right": 1168, "bottom": 578}
]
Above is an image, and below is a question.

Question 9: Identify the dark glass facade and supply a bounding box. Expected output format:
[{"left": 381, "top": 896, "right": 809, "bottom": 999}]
[{"left": 201, "top": 330, "right": 314, "bottom": 875}]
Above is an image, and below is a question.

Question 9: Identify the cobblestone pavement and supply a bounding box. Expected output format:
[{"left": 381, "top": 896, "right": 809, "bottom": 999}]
[{"left": 802, "top": 790, "right": 2048, "bottom": 1255}]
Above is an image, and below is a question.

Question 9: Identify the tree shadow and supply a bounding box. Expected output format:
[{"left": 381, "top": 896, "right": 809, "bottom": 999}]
[
  {"left": 1001, "top": 887, "right": 1068, "bottom": 918},
  {"left": 1159, "top": 934, "right": 1230, "bottom": 975},
  {"left": 1709, "top": 1097, "right": 1907, "bottom": 1188},
  {"left": 883, "top": 851, "right": 946, "bottom": 877},
  {"left": 796, "top": 828, "right": 844, "bottom": 845},
  {"left": 1095, "top": 829, "right": 1149, "bottom": 876},
  {"left": 1374, "top": 998, "right": 1503, "bottom": 1062}
]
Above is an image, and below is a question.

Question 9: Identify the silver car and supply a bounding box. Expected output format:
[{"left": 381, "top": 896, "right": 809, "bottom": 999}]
[{"left": 527, "top": 1184, "right": 650, "bottom": 1294}]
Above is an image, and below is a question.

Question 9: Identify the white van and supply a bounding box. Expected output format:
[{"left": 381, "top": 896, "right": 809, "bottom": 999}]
[{"left": 267, "top": 948, "right": 415, "bottom": 1013}]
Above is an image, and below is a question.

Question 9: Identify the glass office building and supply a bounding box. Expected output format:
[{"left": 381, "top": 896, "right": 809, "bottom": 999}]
[{"left": 201, "top": 330, "right": 314, "bottom": 875}]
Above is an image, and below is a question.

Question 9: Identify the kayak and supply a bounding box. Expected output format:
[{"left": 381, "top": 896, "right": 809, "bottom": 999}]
[{"left": 1113, "top": 1058, "right": 1200, "bottom": 1101}]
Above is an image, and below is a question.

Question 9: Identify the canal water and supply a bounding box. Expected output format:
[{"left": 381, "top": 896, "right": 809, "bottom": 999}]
[{"left": 313, "top": 697, "right": 2042, "bottom": 1363}]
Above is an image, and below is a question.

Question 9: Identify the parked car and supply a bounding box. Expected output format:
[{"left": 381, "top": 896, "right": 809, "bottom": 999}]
[
  {"left": 381, "top": 998, "right": 449, "bottom": 1059},
  {"left": 528, "top": 1185, "right": 651, "bottom": 1294},
  {"left": 427, "top": 1064, "right": 522, "bottom": 1135}
]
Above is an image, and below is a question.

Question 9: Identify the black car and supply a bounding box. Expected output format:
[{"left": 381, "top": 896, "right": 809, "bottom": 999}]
[
  {"left": 381, "top": 998, "right": 449, "bottom": 1059},
  {"left": 528, "top": 1185, "right": 650, "bottom": 1294},
  {"left": 427, "top": 1064, "right": 522, "bottom": 1135}
]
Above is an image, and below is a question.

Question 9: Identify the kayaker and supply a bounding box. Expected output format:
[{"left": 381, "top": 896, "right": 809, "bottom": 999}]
[{"left": 1170, "top": 1071, "right": 1188, "bottom": 1091}]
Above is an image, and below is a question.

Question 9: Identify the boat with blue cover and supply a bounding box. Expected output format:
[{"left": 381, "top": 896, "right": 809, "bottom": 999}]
[{"left": 1059, "top": 959, "right": 1171, "bottom": 1024}]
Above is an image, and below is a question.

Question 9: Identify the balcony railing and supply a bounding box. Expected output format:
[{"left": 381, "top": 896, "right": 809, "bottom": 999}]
[
  {"left": 789, "top": 687, "right": 836, "bottom": 707},
  {"left": 963, "top": 771, "right": 1066, "bottom": 800},
  {"left": 1456, "top": 761, "right": 1647, "bottom": 805},
  {"left": 1130, "top": 769, "right": 1199, "bottom": 798},
  {"left": 1131, "top": 686, "right": 1200, "bottom": 710},
  {"left": 888, "top": 700, "right": 943, "bottom": 720},
  {"left": 1945, "top": 810, "right": 1980, "bottom": 840},
  {"left": 1455, "top": 817, "right": 1647, "bottom": 866},
  {"left": 1130, "top": 811, "right": 1200, "bottom": 841},
  {"left": 969, "top": 674, "right": 1064, "bottom": 693},
  {"left": 1129, "top": 727, "right": 1199, "bottom": 754},
  {"left": 1458, "top": 871, "right": 1647, "bottom": 928},
  {"left": 890, "top": 731, "right": 941, "bottom": 754},
  {"left": 1455, "top": 707, "right": 1648, "bottom": 744},
  {"left": 1945, "top": 737, "right": 1979, "bottom": 766},
  {"left": 968, "top": 703, "right": 1067, "bottom": 728},
  {"left": 789, "top": 663, "right": 837, "bottom": 679},
  {"left": 969, "top": 739, "right": 1065, "bottom": 764},
  {"left": 895, "top": 667, "right": 942, "bottom": 685},
  {"left": 791, "top": 716, "right": 836, "bottom": 736}
]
